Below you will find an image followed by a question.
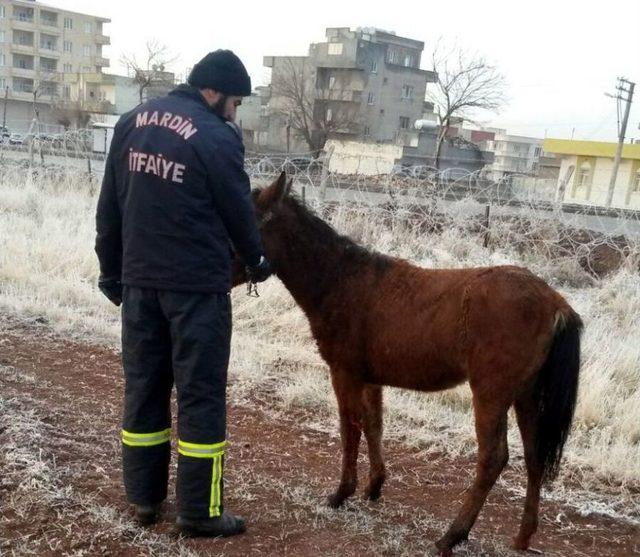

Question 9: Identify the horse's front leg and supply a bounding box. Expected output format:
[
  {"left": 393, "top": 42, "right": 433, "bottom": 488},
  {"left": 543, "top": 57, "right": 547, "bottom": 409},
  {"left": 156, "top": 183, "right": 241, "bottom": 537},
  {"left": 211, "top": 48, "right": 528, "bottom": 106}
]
[{"left": 327, "top": 370, "right": 364, "bottom": 508}]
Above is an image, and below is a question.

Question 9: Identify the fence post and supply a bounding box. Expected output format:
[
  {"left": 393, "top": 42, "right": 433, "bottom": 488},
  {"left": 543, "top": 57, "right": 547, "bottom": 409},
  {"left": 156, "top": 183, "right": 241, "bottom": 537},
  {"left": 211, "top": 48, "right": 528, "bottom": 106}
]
[
  {"left": 483, "top": 204, "right": 491, "bottom": 248},
  {"left": 320, "top": 145, "right": 334, "bottom": 204}
]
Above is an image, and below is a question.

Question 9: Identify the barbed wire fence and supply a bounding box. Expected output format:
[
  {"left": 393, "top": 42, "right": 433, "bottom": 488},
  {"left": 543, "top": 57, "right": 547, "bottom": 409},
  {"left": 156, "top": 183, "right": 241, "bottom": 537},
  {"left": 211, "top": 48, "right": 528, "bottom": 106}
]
[{"left": 1, "top": 131, "right": 638, "bottom": 281}]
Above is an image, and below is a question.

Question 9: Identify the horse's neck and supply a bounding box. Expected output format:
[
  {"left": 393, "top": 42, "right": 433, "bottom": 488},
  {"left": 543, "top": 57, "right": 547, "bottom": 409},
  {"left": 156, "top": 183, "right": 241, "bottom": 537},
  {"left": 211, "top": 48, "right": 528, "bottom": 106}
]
[{"left": 272, "top": 216, "right": 359, "bottom": 314}]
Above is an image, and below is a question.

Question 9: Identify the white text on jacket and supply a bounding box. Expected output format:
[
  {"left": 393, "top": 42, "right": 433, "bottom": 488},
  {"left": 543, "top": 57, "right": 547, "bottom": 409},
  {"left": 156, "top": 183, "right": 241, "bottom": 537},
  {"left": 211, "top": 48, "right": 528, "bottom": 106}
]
[
  {"left": 135, "top": 111, "right": 198, "bottom": 140},
  {"left": 128, "top": 149, "right": 186, "bottom": 184}
]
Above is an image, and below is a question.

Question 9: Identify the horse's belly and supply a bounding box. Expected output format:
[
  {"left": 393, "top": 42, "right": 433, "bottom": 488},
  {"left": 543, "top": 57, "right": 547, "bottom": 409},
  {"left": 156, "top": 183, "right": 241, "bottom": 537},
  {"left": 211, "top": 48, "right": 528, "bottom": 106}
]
[{"left": 367, "top": 360, "right": 466, "bottom": 392}]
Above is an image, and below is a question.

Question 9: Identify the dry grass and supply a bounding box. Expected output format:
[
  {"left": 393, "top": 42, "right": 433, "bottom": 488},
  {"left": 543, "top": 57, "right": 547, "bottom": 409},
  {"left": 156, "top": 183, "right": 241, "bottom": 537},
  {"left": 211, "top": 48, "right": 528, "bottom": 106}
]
[{"left": 1, "top": 165, "right": 639, "bottom": 524}]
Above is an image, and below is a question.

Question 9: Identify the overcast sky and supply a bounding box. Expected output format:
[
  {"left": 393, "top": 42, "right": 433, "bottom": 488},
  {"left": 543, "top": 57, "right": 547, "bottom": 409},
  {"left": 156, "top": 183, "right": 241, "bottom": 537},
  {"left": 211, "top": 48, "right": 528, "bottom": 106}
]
[{"left": 51, "top": 0, "right": 640, "bottom": 141}]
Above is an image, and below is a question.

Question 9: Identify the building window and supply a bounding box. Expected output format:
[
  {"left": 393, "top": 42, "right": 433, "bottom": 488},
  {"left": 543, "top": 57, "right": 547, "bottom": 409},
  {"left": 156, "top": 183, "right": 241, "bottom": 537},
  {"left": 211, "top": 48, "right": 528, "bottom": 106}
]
[
  {"left": 401, "top": 85, "right": 414, "bottom": 99},
  {"left": 364, "top": 125, "right": 370, "bottom": 137},
  {"left": 63, "top": 84, "right": 71, "bottom": 99},
  {"left": 13, "top": 78, "right": 34, "bottom": 93},
  {"left": 632, "top": 170, "right": 640, "bottom": 193},
  {"left": 83, "top": 45, "right": 92, "bottom": 57},
  {"left": 63, "top": 63, "right": 73, "bottom": 72},
  {"left": 64, "top": 17, "right": 73, "bottom": 29},
  {"left": 16, "top": 10, "right": 32, "bottom": 22},
  {"left": 0, "top": 54, "right": 5, "bottom": 67},
  {"left": 404, "top": 55, "right": 414, "bottom": 67},
  {"left": 40, "top": 35, "right": 57, "bottom": 51},
  {"left": 370, "top": 59, "right": 377, "bottom": 73},
  {"left": 328, "top": 43, "right": 343, "bottom": 56},
  {"left": 64, "top": 41, "right": 73, "bottom": 53},
  {"left": 84, "top": 21, "right": 93, "bottom": 34},
  {"left": 326, "top": 107, "right": 333, "bottom": 122},
  {"left": 328, "top": 76, "right": 335, "bottom": 89},
  {"left": 40, "top": 58, "right": 57, "bottom": 72},
  {"left": 15, "top": 31, "right": 33, "bottom": 47},
  {"left": 41, "top": 11, "right": 57, "bottom": 26},
  {"left": 82, "top": 66, "right": 91, "bottom": 72},
  {"left": 0, "top": 31, "right": 4, "bottom": 43},
  {"left": 367, "top": 92, "right": 375, "bottom": 105},
  {"left": 388, "top": 49, "right": 399, "bottom": 64},
  {"left": 0, "top": 6, "right": 5, "bottom": 18},
  {"left": 40, "top": 82, "right": 57, "bottom": 97},
  {"left": 0, "top": 78, "right": 5, "bottom": 90},
  {"left": 577, "top": 162, "right": 592, "bottom": 188},
  {"left": 399, "top": 116, "right": 411, "bottom": 130}
]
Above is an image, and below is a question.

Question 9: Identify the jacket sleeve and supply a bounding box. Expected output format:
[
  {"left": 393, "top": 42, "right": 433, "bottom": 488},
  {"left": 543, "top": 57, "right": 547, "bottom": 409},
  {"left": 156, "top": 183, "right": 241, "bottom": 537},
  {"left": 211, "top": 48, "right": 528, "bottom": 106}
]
[
  {"left": 95, "top": 134, "right": 122, "bottom": 282},
  {"left": 205, "top": 132, "right": 264, "bottom": 267}
]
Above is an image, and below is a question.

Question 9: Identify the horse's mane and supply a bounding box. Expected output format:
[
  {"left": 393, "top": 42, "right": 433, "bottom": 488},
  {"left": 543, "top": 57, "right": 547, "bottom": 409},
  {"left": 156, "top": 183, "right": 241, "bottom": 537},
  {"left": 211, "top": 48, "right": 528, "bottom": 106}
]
[{"left": 282, "top": 194, "right": 391, "bottom": 274}]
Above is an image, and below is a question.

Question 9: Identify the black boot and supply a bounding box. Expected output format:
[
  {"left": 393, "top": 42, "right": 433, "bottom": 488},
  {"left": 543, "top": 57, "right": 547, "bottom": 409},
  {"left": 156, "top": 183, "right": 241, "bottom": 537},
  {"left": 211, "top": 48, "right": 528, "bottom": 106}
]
[
  {"left": 134, "top": 503, "right": 161, "bottom": 526},
  {"left": 177, "top": 512, "right": 246, "bottom": 537}
]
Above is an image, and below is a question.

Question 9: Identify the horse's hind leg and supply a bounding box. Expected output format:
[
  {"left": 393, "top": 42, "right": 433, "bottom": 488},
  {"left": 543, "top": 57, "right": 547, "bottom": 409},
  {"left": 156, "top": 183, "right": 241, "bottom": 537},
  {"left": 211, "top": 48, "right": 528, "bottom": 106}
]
[
  {"left": 327, "top": 371, "right": 364, "bottom": 508},
  {"left": 361, "top": 384, "right": 386, "bottom": 501},
  {"left": 435, "top": 394, "right": 510, "bottom": 555},
  {"left": 513, "top": 390, "right": 543, "bottom": 551}
]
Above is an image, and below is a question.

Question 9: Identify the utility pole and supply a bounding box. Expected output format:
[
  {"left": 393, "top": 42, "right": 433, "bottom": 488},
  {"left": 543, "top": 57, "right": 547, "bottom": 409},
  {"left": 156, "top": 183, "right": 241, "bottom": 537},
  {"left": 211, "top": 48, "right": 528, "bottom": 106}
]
[
  {"left": 605, "top": 77, "right": 635, "bottom": 207},
  {"left": 2, "top": 86, "right": 8, "bottom": 131}
]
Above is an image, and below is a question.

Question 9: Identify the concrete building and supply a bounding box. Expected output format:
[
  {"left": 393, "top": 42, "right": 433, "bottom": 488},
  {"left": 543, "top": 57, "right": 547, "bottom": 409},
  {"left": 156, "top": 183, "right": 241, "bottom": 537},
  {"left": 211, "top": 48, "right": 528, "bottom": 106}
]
[
  {"left": 482, "top": 131, "right": 544, "bottom": 180},
  {"left": 543, "top": 138, "right": 640, "bottom": 209},
  {"left": 398, "top": 130, "right": 494, "bottom": 175},
  {"left": 259, "top": 27, "right": 437, "bottom": 153},
  {"left": 0, "top": 0, "right": 110, "bottom": 132},
  {"left": 236, "top": 85, "right": 270, "bottom": 150}
]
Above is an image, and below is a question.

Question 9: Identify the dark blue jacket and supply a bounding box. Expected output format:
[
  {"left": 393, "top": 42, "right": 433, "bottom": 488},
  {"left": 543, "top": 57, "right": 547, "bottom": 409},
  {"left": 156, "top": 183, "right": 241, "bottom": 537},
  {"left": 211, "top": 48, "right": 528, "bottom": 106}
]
[{"left": 95, "top": 85, "right": 264, "bottom": 293}]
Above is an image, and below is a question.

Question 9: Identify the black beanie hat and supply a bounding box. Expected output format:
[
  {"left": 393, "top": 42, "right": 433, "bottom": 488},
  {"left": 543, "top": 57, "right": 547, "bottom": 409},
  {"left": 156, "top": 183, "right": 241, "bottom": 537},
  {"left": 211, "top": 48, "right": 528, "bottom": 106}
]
[{"left": 187, "top": 50, "right": 252, "bottom": 96}]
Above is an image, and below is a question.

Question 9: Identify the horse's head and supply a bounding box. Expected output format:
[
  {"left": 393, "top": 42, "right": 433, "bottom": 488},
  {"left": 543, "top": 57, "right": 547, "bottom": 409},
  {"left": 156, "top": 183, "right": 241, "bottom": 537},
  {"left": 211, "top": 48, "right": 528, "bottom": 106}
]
[{"left": 231, "top": 171, "right": 293, "bottom": 287}]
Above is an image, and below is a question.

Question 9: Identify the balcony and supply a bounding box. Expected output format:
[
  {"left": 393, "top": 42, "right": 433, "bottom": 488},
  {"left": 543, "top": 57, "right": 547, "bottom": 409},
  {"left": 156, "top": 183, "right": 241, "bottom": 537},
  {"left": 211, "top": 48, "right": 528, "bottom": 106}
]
[
  {"left": 96, "top": 34, "right": 110, "bottom": 45},
  {"left": 56, "top": 98, "right": 115, "bottom": 114},
  {"left": 94, "top": 56, "right": 109, "bottom": 67},
  {"left": 11, "top": 42, "right": 35, "bottom": 54},
  {"left": 11, "top": 89, "right": 35, "bottom": 101},
  {"left": 316, "top": 88, "right": 362, "bottom": 102},
  {"left": 39, "top": 47, "right": 60, "bottom": 58},
  {"left": 12, "top": 66, "right": 36, "bottom": 78}
]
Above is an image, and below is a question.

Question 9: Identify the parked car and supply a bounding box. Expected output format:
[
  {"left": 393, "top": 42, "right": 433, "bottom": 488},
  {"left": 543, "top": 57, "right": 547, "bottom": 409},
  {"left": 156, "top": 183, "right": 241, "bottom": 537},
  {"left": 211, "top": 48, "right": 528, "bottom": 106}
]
[{"left": 9, "top": 133, "right": 24, "bottom": 145}]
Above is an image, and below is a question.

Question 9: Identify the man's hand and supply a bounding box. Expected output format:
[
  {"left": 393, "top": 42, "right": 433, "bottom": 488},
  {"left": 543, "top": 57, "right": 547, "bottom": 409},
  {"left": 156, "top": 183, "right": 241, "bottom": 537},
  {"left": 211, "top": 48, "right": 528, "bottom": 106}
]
[
  {"left": 247, "top": 256, "right": 272, "bottom": 284},
  {"left": 99, "top": 278, "right": 123, "bottom": 306}
]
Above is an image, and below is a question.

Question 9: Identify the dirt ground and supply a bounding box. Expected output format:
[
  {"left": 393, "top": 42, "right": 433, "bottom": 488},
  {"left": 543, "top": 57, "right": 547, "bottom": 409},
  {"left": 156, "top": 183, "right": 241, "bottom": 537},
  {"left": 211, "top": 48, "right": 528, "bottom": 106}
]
[{"left": 1, "top": 314, "right": 638, "bottom": 556}]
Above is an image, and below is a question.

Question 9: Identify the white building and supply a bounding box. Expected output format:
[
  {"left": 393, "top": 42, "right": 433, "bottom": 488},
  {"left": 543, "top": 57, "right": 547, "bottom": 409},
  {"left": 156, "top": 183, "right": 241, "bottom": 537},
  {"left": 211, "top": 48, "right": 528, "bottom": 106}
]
[{"left": 483, "top": 130, "right": 544, "bottom": 180}]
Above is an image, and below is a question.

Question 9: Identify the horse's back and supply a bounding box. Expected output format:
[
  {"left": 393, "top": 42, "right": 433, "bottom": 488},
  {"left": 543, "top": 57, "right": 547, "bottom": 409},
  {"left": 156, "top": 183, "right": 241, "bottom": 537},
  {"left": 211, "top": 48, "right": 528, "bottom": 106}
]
[{"left": 363, "top": 262, "right": 570, "bottom": 392}]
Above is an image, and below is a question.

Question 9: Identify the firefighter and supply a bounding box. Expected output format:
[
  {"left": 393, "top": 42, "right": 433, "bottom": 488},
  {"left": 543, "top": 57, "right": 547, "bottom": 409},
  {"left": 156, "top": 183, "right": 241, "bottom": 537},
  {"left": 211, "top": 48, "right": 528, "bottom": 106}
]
[{"left": 95, "top": 50, "right": 271, "bottom": 537}]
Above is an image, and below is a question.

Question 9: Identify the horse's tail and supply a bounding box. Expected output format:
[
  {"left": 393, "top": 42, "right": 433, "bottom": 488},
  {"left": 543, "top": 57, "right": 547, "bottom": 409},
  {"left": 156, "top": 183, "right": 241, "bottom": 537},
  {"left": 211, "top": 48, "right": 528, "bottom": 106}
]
[{"left": 534, "top": 309, "right": 583, "bottom": 484}]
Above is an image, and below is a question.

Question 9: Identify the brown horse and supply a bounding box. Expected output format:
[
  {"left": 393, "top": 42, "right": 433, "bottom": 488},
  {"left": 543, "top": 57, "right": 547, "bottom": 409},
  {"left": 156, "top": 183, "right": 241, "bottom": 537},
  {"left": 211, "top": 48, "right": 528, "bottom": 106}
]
[{"left": 235, "top": 172, "right": 582, "bottom": 556}]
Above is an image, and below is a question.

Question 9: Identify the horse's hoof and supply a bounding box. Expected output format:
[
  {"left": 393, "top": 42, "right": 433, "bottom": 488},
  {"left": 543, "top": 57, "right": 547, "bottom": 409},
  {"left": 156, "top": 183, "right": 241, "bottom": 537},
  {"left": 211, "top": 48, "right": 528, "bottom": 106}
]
[
  {"left": 428, "top": 543, "right": 453, "bottom": 557},
  {"left": 365, "top": 489, "right": 382, "bottom": 502},
  {"left": 512, "top": 535, "right": 543, "bottom": 553},
  {"left": 326, "top": 493, "right": 345, "bottom": 509},
  {"left": 364, "top": 476, "right": 385, "bottom": 501}
]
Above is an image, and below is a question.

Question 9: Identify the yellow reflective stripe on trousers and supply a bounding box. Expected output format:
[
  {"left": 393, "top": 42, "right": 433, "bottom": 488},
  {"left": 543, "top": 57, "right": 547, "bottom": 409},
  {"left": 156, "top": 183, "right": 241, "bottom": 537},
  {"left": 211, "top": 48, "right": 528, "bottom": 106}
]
[
  {"left": 177, "top": 439, "right": 226, "bottom": 517},
  {"left": 177, "top": 439, "right": 226, "bottom": 458},
  {"left": 121, "top": 428, "right": 171, "bottom": 447},
  {"left": 210, "top": 453, "right": 223, "bottom": 517}
]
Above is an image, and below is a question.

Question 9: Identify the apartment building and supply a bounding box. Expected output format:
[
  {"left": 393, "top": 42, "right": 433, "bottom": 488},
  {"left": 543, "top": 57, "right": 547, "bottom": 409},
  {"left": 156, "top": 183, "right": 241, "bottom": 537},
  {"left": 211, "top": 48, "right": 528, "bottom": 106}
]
[
  {"left": 255, "top": 27, "right": 436, "bottom": 153},
  {"left": 0, "top": 0, "right": 110, "bottom": 131}
]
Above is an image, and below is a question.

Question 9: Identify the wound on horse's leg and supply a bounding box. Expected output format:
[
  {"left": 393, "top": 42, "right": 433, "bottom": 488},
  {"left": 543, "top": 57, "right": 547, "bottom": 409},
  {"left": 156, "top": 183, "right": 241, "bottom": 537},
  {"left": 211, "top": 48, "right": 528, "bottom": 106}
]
[
  {"left": 362, "top": 384, "right": 386, "bottom": 501},
  {"left": 327, "top": 372, "right": 363, "bottom": 508}
]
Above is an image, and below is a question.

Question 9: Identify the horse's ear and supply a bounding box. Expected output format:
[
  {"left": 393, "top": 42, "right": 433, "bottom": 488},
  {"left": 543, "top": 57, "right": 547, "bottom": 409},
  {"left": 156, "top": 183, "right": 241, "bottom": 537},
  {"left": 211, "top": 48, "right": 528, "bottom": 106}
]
[{"left": 258, "top": 170, "right": 289, "bottom": 207}]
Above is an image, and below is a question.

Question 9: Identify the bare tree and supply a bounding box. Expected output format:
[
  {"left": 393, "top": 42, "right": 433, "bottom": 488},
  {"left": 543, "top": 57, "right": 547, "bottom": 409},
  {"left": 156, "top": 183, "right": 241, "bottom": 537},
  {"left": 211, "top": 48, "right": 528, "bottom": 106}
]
[
  {"left": 427, "top": 43, "right": 507, "bottom": 168},
  {"left": 271, "top": 57, "right": 360, "bottom": 156},
  {"left": 121, "top": 39, "right": 177, "bottom": 104}
]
